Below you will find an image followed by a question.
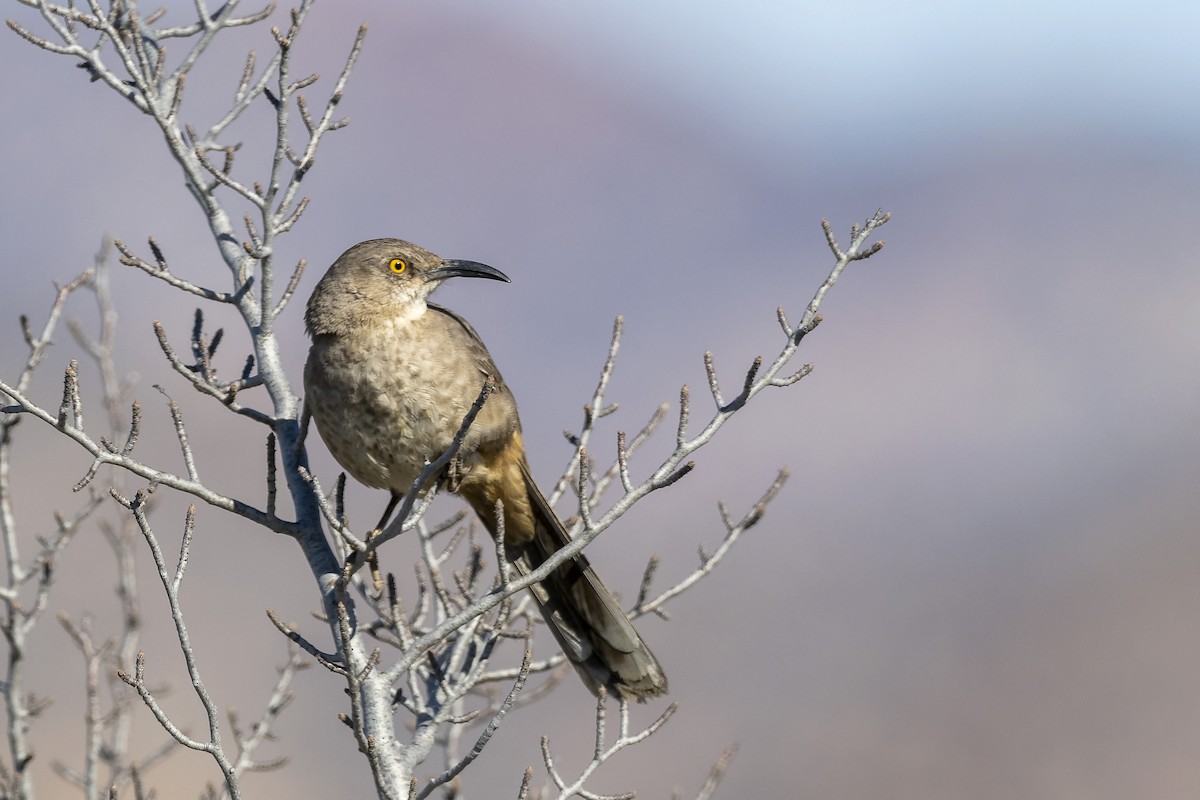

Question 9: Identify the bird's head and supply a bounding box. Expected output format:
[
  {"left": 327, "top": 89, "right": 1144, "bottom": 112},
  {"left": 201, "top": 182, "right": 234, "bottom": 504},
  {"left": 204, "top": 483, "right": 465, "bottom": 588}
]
[{"left": 305, "top": 238, "right": 509, "bottom": 336}]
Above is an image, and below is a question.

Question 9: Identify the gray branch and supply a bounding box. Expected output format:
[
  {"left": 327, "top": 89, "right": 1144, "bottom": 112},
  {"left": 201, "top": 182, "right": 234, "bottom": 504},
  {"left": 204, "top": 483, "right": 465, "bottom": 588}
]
[{"left": 7, "top": 2, "right": 892, "bottom": 798}]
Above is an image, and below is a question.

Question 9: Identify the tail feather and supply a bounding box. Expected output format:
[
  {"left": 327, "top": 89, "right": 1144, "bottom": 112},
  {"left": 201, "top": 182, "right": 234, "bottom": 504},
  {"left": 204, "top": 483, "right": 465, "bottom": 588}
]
[{"left": 511, "top": 461, "right": 668, "bottom": 701}]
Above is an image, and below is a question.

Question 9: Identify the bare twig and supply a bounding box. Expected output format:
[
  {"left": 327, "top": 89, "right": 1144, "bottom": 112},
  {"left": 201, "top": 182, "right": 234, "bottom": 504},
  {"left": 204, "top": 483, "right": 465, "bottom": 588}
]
[
  {"left": 416, "top": 642, "right": 532, "bottom": 800},
  {"left": 541, "top": 691, "right": 678, "bottom": 800},
  {"left": 113, "top": 492, "right": 240, "bottom": 798}
]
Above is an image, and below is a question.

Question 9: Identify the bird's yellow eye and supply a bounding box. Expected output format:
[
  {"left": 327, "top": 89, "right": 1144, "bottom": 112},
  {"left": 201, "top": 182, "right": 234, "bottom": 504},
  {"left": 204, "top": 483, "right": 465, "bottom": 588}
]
[{"left": 389, "top": 258, "right": 407, "bottom": 274}]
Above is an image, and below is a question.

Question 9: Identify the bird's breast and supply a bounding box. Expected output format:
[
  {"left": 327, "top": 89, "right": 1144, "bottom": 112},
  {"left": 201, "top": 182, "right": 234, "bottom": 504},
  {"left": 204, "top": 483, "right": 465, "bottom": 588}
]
[{"left": 305, "top": 315, "right": 492, "bottom": 493}]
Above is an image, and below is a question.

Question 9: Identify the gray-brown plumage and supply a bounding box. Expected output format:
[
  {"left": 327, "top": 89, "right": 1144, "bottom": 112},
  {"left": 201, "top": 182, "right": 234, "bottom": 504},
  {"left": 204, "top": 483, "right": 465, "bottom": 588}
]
[{"left": 303, "top": 239, "right": 667, "bottom": 700}]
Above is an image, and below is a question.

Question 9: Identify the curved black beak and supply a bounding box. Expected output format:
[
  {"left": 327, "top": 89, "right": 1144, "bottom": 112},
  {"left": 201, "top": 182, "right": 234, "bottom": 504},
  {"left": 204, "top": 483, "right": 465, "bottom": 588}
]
[{"left": 427, "top": 259, "right": 510, "bottom": 284}]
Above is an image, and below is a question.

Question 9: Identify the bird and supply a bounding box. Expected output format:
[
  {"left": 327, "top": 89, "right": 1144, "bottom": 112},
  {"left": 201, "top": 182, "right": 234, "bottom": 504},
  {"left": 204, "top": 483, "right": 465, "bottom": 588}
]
[{"left": 303, "top": 238, "right": 667, "bottom": 701}]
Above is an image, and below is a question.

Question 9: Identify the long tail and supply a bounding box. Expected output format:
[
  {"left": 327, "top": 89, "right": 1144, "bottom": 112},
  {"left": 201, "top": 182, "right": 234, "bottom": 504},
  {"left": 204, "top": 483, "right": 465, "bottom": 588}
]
[{"left": 508, "top": 460, "right": 668, "bottom": 701}]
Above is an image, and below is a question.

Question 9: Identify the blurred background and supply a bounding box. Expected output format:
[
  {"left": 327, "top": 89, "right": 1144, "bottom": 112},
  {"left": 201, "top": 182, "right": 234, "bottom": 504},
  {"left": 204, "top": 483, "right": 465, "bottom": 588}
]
[{"left": 3, "top": 1, "right": 1199, "bottom": 797}]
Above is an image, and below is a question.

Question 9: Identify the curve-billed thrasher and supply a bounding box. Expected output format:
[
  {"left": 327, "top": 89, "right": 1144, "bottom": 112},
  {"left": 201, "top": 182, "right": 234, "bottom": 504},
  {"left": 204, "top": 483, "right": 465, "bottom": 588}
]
[{"left": 303, "top": 239, "right": 667, "bottom": 700}]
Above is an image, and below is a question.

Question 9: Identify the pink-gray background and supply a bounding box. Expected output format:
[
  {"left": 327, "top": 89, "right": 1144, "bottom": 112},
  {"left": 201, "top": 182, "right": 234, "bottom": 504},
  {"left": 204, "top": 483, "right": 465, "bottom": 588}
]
[{"left": 3, "top": 1, "right": 1199, "bottom": 797}]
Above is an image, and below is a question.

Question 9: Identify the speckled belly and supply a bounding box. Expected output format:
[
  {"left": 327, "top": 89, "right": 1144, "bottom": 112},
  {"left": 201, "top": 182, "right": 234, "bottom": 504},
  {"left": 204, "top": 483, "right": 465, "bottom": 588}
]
[{"left": 304, "top": 323, "right": 484, "bottom": 493}]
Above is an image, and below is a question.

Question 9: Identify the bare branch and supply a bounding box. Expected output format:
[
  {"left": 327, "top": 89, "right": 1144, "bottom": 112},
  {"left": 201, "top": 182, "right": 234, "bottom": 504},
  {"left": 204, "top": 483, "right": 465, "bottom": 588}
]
[
  {"left": 266, "top": 432, "right": 278, "bottom": 518},
  {"left": 221, "top": 645, "right": 309, "bottom": 789},
  {"left": 675, "top": 385, "right": 690, "bottom": 448},
  {"left": 703, "top": 351, "right": 722, "bottom": 409},
  {"left": 156, "top": 387, "right": 200, "bottom": 483},
  {"left": 643, "top": 469, "right": 789, "bottom": 615},
  {"left": 690, "top": 744, "right": 739, "bottom": 800},
  {"left": 265, "top": 609, "right": 346, "bottom": 676},
  {"left": 416, "top": 641, "right": 532, "bottom": 800},
  {"left": 151, "top": 321, "right": 273, "bottom": 424},
  {"left": 540, "top": 692, "right": 679, "bottom": 800}
]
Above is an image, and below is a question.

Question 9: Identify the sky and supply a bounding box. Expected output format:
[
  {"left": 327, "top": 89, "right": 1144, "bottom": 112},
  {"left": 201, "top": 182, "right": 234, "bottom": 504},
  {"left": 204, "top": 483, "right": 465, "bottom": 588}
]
[
  {"left": 2, "top": 1, "right": 1199, "bottom": 798},
  {"left": 471, "top": 1, "right": 1200, "bottom": 165}
]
